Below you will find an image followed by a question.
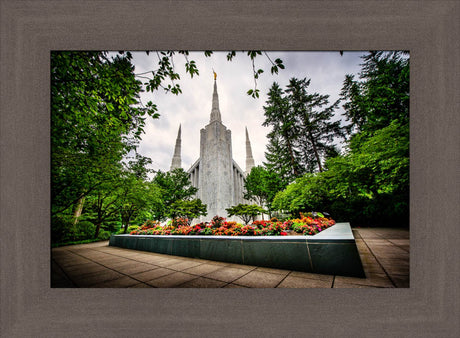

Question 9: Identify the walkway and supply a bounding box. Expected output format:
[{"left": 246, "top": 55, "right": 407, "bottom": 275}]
[{"left": 51, "top": 227, "right": 409, "bottom": 288}]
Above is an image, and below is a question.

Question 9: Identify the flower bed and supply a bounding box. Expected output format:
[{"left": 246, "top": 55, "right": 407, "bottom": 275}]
[
  {"left": 109, "top": 221, "right": 365, "bottom": 278},
  {"left": 129, "top": 214, "right": 336, "bottom": 237}
]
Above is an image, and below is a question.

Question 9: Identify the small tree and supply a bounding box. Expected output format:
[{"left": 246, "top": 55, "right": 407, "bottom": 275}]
[
  {"left": 168, "top": 199, "right": 207, "bottom": 225},
  {"left": 226, "top": 204, "right": 266, "bottom": 225},
  {"left": 244, "top": 166, "right": 285, "bottom": 218},
  {"left": 153, "top": 168, "right": 198, "bottom": 220}
]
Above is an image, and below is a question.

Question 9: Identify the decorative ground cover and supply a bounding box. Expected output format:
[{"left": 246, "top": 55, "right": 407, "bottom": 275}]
[
  {"left": 129, "top": 214, "right": 336, "bottom": 237},
  {"left": 109, "top": 222, "right": 365, "bottom": 277}
]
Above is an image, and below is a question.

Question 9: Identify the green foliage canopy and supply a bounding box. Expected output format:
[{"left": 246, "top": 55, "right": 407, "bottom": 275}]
[
  {"left": 244, "top": 166, "right": 285, "bottom": 217},
  {"left": 50, "top": 50, "right": 286, "bottom": 244},
  {"left": 226, "top": 204, "right": 266, "bottom": 225},
  {"left": 152, "top": 168, "right": 198, "bottom": 220},
  {"left": 167, "top": 199, "right": 208, "bottom": 224},
  {"left": 263, "top": 78, "right": 344, "bottom": 184},
  {"left": 341, "top": 51, "right": 409, "bottom": 133},
  {"left": 271, "top": 51, "right": 409, "bottom": 227},
  {"left": 51, "top": 51, "right": 159, "bottom": 216}
]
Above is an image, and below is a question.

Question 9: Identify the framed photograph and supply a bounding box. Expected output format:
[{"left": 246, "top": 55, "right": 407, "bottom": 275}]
[{"left": 1, "top": 0, "right": 458, "bottom": 336}]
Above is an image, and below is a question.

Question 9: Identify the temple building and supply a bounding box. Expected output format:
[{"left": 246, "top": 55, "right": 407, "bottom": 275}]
[{"left": 169, "top": 74, "right": 255, "bottom": 222}]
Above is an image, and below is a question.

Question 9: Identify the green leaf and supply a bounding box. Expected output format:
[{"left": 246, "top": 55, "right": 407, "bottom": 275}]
[{"left": 227, "top": 51, "right": 236, "bottom": 61}]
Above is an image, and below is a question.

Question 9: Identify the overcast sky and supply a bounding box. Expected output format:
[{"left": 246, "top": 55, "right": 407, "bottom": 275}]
[{"left": 129, "top": 51, "right": 366, "bottom": 174}]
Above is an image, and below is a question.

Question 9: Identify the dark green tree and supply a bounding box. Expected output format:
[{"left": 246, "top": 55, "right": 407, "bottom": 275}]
[
  {"left": 84, "top": 181, "right": 121, "bottom": 238},
  {"left": 285, "top": 77, "right": 344, "bottom": 172},
  {"left": 271, "top": 173, "right": 328, "bottom": 217},
  {"left": 116, "top": 155, "right": 162, "bottom": 233},
  {"left": 263, "top": 134, "right": 295, "bottom": 186},
  {"left": 340, "top": 51, "right": 409, "bottom": 134},
  {"left": 167, "top": 199, "right": 208, "bottom": 225},
  {"left": 263, "top": 78, "right": 343, "bottom": 180},
  {"left": 274, "top": 94, "right": 409, "bottom": 225},
  {"left": 226, "top": 204, "right": 266, "bottom": 225},
  {"left": 51, "top": 51, "right": 159, "bottom": 217},
  {"left": 244, "top": 166, "right": 285, "bottom": 218},
  {"left": 152, "top": 168, "right": 198, "bottom": 220},
  {"left": 272, "top": 51, "right": 409, "bottom": 227},
  {"left": 262, "top": 83, "right": 303, "bottom": 183},
  {"left": 51, "top": 50, "right": 287, "bottom": 243}
]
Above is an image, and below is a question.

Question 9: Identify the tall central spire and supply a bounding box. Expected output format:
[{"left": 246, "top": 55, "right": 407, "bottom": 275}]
[{"left": 210, "top": 76, "right": 222, "bottom": 123}]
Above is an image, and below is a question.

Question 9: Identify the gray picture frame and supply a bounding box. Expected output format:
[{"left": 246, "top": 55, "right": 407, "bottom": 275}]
[{"left": 1, "top": 0, "right": 459, "bottom": 336}]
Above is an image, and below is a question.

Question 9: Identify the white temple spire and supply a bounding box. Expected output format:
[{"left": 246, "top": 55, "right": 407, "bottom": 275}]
[
  {"left": 170, "top": 124, "right": 182, "bottom": 170},
  {"left": 245, "top": 127, "right": 255, "bottom": 175},
  {"left": 210, "top": 73, "right": 222, "bottom": 123}
]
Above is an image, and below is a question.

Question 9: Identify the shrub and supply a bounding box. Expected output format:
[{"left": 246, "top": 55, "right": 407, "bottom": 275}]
[
  {"left": 198, "top": 227, "right": 214, "bottom": 235},
  {"left": 171, "top": 217, "right": 189, "bottom": 228},
  {"left": 210, "top": 216, "right": 225, "bottom": 228},
  {"left": 97, "top": 230, "right": 112, "bottom": 240},
  {"left": 127, "top": 225, "right": 140, "bottom": 233},
  {"left": 74, "top": 221, "right": 96, "bottom": 239}
]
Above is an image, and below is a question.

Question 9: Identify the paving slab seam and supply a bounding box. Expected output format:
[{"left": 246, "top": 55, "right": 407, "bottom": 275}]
[
  {"left": 359, "top": 236, "right": 397, "bottom": 288},
  {"left": 386, "top": 239, "right": 410, "bottom": 253},
  {"left": 52, "top": 230, "right": 408, "bottom": 288},
  {"left": 273, "top": 271, "right": 292, "bottom": 288},
  {"left": 71, "top": 246, "right": 208, "bottom": 270},
  {"left": 62, "top": 245, "right": 272, "bottom": 287},
  {"left": 51, "top": 257, "right": 78, "bottom": 287},
  {"left": 90, "top": 267, "right": 176, "bottom": 287},
  {"left": 57, "top": 248, "right": 179, "bottom": 287},
  {"left": 131, "top": 282, "right": 154, "bottom": 288},
  {"left": 221, "top": 268, "right": 263, "bottom": 287},
  {"left": 95, "top": 247, "right": 212, "bottom": 267},
  {"left": 175, "top": 277, "right": 233, "bottom": 288},
  {"left": 351, "top": 229, "right": 362, "bottom": 239}
]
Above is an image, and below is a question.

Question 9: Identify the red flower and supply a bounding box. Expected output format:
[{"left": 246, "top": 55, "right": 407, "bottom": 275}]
[{"left": 280, "top": 231, "right": 287, "bottom": 236}]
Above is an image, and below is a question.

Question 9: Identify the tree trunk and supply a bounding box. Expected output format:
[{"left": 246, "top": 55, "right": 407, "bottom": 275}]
[
  {"left": 285, "top": 137, "right": 298, "bottom": 176},
  {"left": 308, "top": 131, "right": 323, "bottom": 172},
  {"left": 122, "top": 218, "right": 131, "bottom": 234},
  {"left": 73, "top": 196, "right": 85, "bottom": 225},
  {"left": 94, "top": 222, "right": 101, "bottom": 239},
  {"left": 94, "top": 199, "right": 103, "bottom": 238}
]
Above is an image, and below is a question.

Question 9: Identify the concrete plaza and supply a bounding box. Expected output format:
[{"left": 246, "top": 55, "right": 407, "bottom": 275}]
[{"left": 51, "top": 227, "right": 409, "bottom": 288}]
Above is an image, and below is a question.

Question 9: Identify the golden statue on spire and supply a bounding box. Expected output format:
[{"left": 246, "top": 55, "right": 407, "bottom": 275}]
[{"left": 213, "top": 69, "right": 217, "bottom": 80}]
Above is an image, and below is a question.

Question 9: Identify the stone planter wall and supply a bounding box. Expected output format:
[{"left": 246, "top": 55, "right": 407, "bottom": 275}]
[{"left": 109, "top": 222, "right": 365, "bottom": 278}]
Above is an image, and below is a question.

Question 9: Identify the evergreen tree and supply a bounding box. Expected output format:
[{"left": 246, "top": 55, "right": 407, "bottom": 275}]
[
  {"left": 263, "top": 134, "right": 296, "bottom": 186},
  {"left": 263, "top": 78, "right": 343, "bottom": 180},
  {"left": 285, "top": 77, "right": 344, "bottom": 172},
  {"left": 272, "top": 51, "right": 410, "bottom": 227},
  {"left": 341, "top": 51, "right": 409, "bottom": 134},
  {"left": 262, "top": 83, "right": 303, "bottom": 183}
]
